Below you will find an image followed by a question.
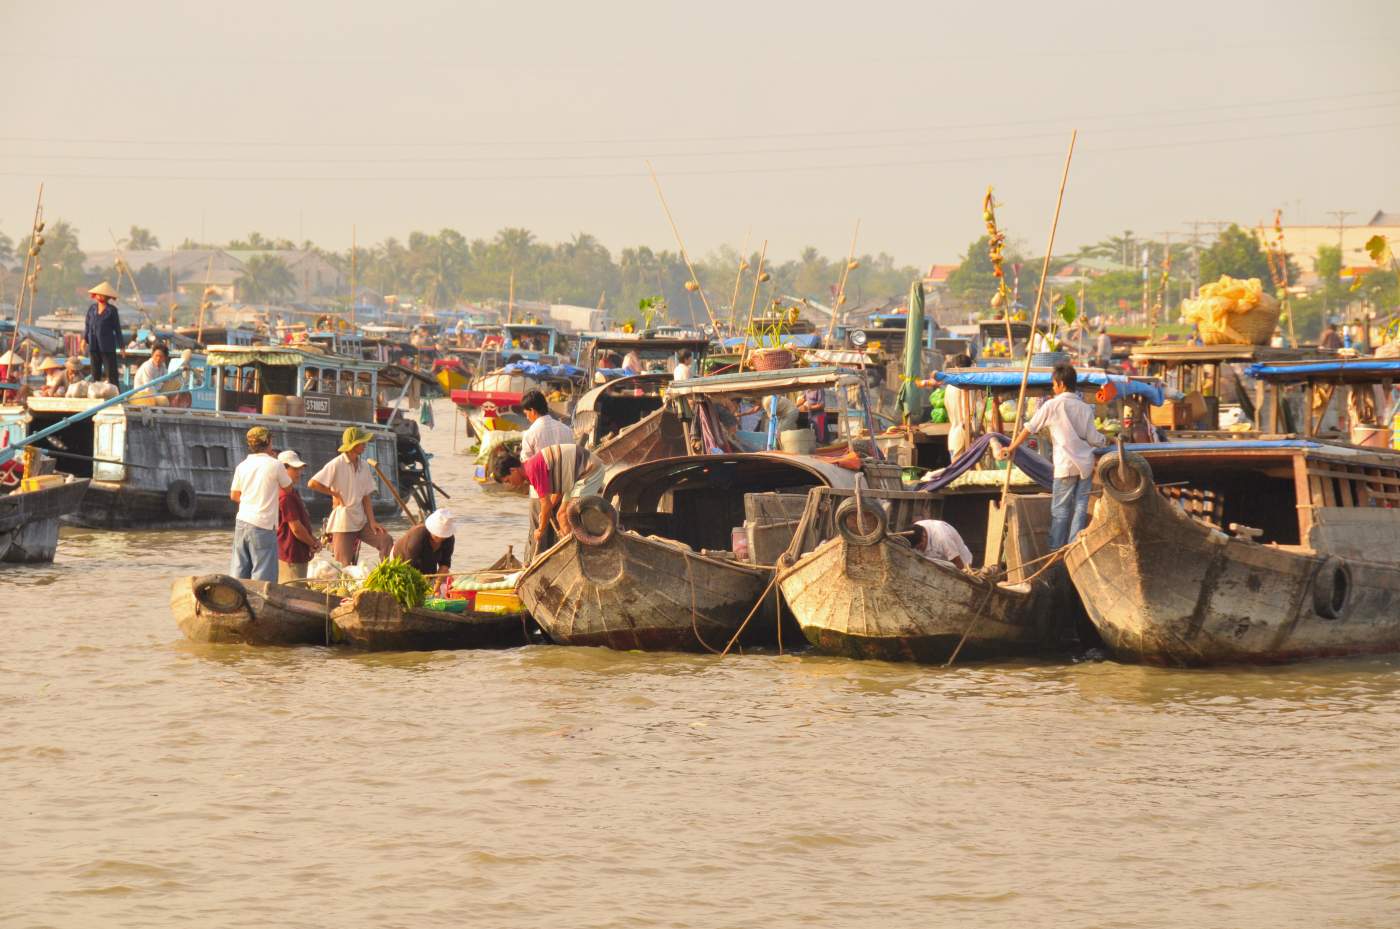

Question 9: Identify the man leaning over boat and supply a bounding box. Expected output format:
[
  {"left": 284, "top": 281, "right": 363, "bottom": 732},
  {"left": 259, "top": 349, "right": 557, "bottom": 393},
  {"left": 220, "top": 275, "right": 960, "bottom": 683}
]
[
  {"left": 996, "top": 362, "right": 1106, "bottom": 549},
  {"left": 308, "top": 426, "right": 393, "bottom": 567}
]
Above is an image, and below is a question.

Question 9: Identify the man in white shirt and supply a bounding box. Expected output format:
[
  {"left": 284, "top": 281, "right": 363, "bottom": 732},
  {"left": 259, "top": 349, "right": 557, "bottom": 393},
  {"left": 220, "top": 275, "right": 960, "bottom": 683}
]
[
  {"left": 229, "top": 425, "right": 292, "bottom": 582},
  {"left": 518, "top": 389, "right": 573, "bottom": 462},
  {"left": 909, "top": 519, "right": 973, "bottom": 570},
  {"left": 997, "top": 363, "right": 1106, "bottom": 548},
  {"left": 308, "top": 426, "right": 393, "bottom": 566},
  {"left": 672, "top": 349, "right": 693, "bottom": 381},
  {"left": 621, "top": 348, "right": 642, "bottom": 375},
  {"left": 131, "top": 343, "right": 169, "bottom": 396}
]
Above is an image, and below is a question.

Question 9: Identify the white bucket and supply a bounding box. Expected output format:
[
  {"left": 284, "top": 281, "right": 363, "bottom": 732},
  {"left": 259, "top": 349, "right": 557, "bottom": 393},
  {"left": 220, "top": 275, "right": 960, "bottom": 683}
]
[{"left": 778, "top": 428, "right": 816, "bottom": 454}]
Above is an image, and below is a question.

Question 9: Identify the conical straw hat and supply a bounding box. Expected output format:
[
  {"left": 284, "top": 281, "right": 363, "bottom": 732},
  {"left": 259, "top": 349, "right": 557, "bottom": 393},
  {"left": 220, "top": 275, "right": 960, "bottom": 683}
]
[{"left": 88, "top": 281, "right": 118, "bottom": 298}]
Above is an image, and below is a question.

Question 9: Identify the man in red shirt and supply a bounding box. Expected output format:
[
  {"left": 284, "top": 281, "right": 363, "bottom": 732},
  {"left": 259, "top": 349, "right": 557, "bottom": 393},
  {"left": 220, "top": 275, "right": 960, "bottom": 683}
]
[
  {"left": 494, "top": 443, "right": 603, "bottom": 562},
  {"left": 276, "top": 449, "right": 321, "bottom": 582}
]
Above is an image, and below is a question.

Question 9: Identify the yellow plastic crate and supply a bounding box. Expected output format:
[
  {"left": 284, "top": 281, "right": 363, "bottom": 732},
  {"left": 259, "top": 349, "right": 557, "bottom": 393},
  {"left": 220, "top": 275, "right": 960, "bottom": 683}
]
[
  {"left": 20, "top": 475, "right": 65, "bottom": 493},
  {"left": 474, "top": 590, "right": 523, "bottom": 614}
]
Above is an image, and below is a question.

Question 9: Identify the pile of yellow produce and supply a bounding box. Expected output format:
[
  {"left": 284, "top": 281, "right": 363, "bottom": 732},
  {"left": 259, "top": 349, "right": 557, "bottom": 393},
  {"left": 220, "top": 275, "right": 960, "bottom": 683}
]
[{"left": 1180, "top": 276, "right": 1281, "bottom": 345}]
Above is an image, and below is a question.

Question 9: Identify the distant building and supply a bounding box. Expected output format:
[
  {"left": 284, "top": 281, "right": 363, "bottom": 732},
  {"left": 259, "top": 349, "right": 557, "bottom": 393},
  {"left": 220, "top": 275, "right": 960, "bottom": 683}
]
[
  {"left": 1255, "top": 211, "right": 1400, "bottom": 278},
  {"left": 82, "top": 248, "right": 345, "bottom": 303}
]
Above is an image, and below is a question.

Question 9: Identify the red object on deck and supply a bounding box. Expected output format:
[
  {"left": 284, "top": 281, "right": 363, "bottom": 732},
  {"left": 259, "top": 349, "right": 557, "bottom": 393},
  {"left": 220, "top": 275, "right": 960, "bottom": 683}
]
[{"left": 450, "top": 389, "right": 523, "bottom": 410}]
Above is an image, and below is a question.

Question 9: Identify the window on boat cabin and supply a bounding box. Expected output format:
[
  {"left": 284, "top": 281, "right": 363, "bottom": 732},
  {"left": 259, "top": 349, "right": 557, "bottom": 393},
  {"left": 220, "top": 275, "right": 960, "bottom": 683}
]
[
  {"left": 303, "top": 368, "right": 321, "bottom": 394},
  {"left": 1148, "top": 456, "right": 1301, "bottom": 545},
  {"left": 189, "top": 444, "right": 229, "bottom": 469},
  {"left": 354, "top": 371, "right": 373, "bottom": 397}
]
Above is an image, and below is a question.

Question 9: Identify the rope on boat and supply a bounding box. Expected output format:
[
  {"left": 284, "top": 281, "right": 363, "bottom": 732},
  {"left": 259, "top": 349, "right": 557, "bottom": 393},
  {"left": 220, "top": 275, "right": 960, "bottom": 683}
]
[
  {"left": 943, "top": 540, "right": 1073, "bottom": 667},
  {"left": 720, "top": 571, "right": 780, "bottom": 657},
  {"left": 684, "top": 552, "right": 723, "bottom": 655}
]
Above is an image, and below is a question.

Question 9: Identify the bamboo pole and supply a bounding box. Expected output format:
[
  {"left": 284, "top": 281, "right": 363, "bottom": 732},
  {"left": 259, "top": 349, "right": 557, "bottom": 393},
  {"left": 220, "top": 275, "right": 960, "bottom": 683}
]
[
  {"left": 6, "top": 184, "right": 43, "bottom": 360},
  {"left": 999, "top": 130, "right": 1078, "bottom": 509},
  {"left": 726, "top": 230, "right": 752, "bottom": 334},
  {"left": 824, "top": 219, "right": 861, "bottom": 345},
  {"left": 168, "top": 247, "right": 177, "bottom": 330},
  {"left": 645, "top": 161, "right": 722, "bottom": 337},
  {"left": 738, "top": 240, "right": 768, "bottom": 371},
  {"left": 350, "top": 224, "right": 357, "bottom": 331},
  {"left": 507, "top": 268, "right": 515, "bottom": 324},
  {"left": 195, "top": 253, "right": 215, "bottom": 345}
]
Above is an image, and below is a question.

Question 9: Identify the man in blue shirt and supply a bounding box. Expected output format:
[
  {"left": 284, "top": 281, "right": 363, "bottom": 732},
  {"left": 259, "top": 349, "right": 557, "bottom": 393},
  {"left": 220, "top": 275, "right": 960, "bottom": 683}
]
[{"left": 82, "top": 281, "right": 125, "bottom": 387}]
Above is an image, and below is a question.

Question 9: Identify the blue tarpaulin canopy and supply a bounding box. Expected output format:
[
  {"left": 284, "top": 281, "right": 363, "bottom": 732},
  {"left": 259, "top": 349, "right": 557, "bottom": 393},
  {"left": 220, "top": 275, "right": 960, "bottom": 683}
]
[
  {"left": 720, "top": 333, "right": 822, "bottom": 350},
  {"left": 1245, "top": 360, "right": 1400, "bottom": 381},
  {"left": 933, "top": 369, "right": 1166, "bottom": 406},
  {"left": 503, "top": 362, "right": 585, "bottom": 379}
]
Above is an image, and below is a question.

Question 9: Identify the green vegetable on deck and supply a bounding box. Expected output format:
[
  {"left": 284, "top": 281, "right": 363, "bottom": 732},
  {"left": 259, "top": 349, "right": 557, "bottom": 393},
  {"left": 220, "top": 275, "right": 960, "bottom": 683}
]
[{"left": 363, "top": 557, "right": 431, "bottom": 610}]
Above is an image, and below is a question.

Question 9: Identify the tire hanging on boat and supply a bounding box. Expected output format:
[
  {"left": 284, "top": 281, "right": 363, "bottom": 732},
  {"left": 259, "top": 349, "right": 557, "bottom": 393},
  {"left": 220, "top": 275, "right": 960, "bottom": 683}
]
[
  {"left": 192, "top": 574, "right": 249, "bottom": 614},
  {"left": 1097, "top": 451, "right": 1153, "bottom": 504},
  {"left": 1311, "top": 556, "right": 1352, "bottom": 620},
  {"left": 835, "top": 497, "right": 887, "bottom": 545},
  {"left": 166, "top": 479, "right": 198, "bottom": 520},
  {"left": 570, "top": 495, "right": 617, "bottom": 547}
]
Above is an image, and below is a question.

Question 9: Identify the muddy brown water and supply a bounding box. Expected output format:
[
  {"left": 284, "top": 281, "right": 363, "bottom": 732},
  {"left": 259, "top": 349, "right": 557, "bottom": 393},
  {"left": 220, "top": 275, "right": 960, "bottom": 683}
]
[{"left": 3, "top": 401, "right": 1397, "bottom": 928}]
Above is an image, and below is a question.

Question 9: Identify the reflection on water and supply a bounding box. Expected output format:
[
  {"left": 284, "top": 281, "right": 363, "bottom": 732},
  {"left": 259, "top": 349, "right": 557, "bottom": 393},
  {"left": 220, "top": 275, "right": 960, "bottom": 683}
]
[{"left": 2, "top": 401, "right": 1396, "bottom": 929}]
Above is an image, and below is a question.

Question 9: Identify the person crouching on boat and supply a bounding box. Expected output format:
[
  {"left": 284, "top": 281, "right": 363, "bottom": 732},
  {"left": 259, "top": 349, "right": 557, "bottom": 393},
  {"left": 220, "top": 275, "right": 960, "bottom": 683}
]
[
  {"left": 995, "top": 362, "right": 1106, "bottom": 549},
  {"left": 308, "top": 426, "right": 393, "bottom": 567},
  {"left": 494, "top": 443, "right": 603, "bottom": 563},
  {"left": 909, "top": 519, "right": 973, "bottom": 571},
  {"left": 392, "top": 508, "right": 456, "bottom": 596},
  {"left": 229, "top": 426, "right": 293, "bottom": 582},
  {"left": 276, "top": 449, "right": 321, "bottom": 583}
]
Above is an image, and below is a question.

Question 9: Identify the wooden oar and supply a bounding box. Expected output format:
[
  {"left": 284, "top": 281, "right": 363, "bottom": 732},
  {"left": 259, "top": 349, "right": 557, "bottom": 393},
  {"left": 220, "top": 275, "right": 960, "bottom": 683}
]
[{"left": 366, "top": 456, "right": 420, "bottom": 524}]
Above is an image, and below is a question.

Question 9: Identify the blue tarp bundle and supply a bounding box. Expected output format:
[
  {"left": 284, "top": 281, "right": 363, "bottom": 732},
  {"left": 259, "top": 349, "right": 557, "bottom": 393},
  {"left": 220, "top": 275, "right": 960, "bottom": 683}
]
[
  {"left": 720, "top": 333, "right": 823, "bottom": 350},
  {"left": 932, "top": 369, "right": 1166, "bottom": 406},
  {"left": 503, "top": 362, "right": 585, "bottom": 379},
  {"left": 915, "top": 432, "right": 1054, "bottom": 492},
  {"left": 1245, "top": 360, "right": 1400, "bottom": 380}
]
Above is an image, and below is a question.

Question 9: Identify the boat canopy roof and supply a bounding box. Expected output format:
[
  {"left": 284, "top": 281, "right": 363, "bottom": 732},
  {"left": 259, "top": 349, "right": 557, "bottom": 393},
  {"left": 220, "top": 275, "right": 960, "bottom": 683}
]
[
  {"left": 584, "top": 336, "right": 711, "bottom": 355},
  {"left": 934, "top": 367, "right": 1166, "bottom": 405},
  {"left": 719, "top": 333, "right": 822, "bottom": 349},
  {"left": 665, "top": 366, "right": 861, "bottom": 399},
  {"left": 205, "top": 345, "right": 382, "bottom": 372},
  {"left": 1130, "top": 342, "right": 1322, "bottom": 364},
  {"left": 604, "top": 452, "right": 861, "bottom": 501},
  {"left": 1244, "top": 358, "right": 1400, "bottom": 383}
]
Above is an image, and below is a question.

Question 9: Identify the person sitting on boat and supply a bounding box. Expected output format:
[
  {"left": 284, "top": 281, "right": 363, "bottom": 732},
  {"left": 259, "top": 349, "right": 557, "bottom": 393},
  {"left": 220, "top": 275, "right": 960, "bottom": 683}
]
[
  {"left": 131, "top": 343, "right": 169, "bottom": 396},
  {"left": 995, "top": 362, "right": 1106, "bottom": 549},
  {"left": 494, "top": 443, "right": 603, "bottom": 563},
  {"left": 909, "top": 519, "right": 973, "bottom": 571},
  {"left": 761, "top": 393, "right": 800, "bottom": 432},
  {"left": 797, "top": 387, "right": 827, "bottom": 442},
  {"left": 276, "top": 449, "right": 321, "bottom": 583},
  {"left": 308, "top": 426, "right": 393, "bottom": 567},
  {"left": 82, "top": 281, "right": 125, "bottom": 387},
  {"left": 230, "top": 426, "right": 293, "bottom": 583},
  {"left": 391, "top": 508, "right": 456, "bottom": 596},
  {"left": 36, "top": 357, "right": 66, "bottom": 396},
  {"left": 621, "top": 348, "right": 643, "bottom": 376},
  {"left": 673, "top": 349, "right": 693, "bottom": 381}
]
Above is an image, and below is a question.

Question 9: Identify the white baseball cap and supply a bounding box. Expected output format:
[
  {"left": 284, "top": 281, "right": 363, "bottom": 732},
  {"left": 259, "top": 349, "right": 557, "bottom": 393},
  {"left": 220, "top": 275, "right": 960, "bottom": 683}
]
[
  {"left": 424, "top": 508, "right": 455, "bottom": 538},
  {"left": 277, "top": 449, "right": 307, "bottom": 469}
]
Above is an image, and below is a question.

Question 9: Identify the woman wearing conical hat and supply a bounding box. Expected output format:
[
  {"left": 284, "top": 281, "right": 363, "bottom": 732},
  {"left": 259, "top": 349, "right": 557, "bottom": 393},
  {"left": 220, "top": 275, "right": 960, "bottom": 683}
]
[{"left": 82, "top": 281, "right": 125, "bottom": 387}]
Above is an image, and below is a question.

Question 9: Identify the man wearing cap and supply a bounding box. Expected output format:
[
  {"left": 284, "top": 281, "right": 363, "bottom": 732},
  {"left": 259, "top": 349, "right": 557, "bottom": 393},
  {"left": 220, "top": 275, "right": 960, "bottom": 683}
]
[
  {"left": 391, "top": 508, "right": 456, "bottom": 596},
  {"left": 82, "top": 281, "right": 125, "bottom": 387},
  {"left": 276, "top": 449, "right": 320, "bottom": 582},
  {"left": 229, "top": 426, "right": 292, "bottom": 582},
  {"left": 308, "top": 426, "right": 392, "bottom": 565}
]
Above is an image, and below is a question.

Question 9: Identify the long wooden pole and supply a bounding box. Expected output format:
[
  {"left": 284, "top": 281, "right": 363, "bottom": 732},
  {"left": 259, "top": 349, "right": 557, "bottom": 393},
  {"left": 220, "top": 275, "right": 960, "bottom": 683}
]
[
  {"left": 350, "top": 224, "right": 357, "bottom": 330},
  {"left": 824, "top": 219, "right": 861, "bottom": 345},
  {"left": 646, "top": 161, "right": 722, "bottom": 336},
  {"left": 168, "top": 247, "right": 177, "bottom": 330},
  {"left": 738, "top": 240, "right": 768, "bottom": 371},
  {"left": 726, "top": 230, "right": 751, "bottom": 334},
  {"left": 6, "top": 184, "right": 43, "bottom": 359},
  {"left": 507, "top": 268, "right": 515, "bottom": 324},
  {"left": 195, "top": 252, "right": 215, "bottom": 345},
  {"left": 999, "top": 130, "right": 1077, "bottom": 509}
]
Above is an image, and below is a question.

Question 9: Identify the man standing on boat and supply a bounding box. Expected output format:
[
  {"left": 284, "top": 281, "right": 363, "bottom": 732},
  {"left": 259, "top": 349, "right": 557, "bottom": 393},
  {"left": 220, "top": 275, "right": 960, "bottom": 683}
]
[
  {"left": 672, "top": 349, "right": 694, "bottom": 381},
  {"left": 276, "top": 449, "right": 320, "bottom": 582},
  {"left": 229, "top": 426, "right": 292, "bottom": 582},
  {"left": 494, "top": 443, "right": 602, "bottom": 563},
  {"left": 82, "top": 281, "right": 125, "bottom": 387},
  {"left": 308, "top": 426, "right": 393, "bottom": 567},
  {"left": 518, "top": 389, "right": 572, "bottom": 462},
  {"left": 996, "top": 362, "right": 1106, "bottom": 549}
]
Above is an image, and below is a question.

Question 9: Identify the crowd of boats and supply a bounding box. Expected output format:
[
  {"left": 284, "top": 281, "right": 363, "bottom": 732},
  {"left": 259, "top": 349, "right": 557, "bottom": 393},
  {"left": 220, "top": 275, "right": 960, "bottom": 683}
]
[{"left": 3, "top": 295, "right": 1397, "bottom": 669}]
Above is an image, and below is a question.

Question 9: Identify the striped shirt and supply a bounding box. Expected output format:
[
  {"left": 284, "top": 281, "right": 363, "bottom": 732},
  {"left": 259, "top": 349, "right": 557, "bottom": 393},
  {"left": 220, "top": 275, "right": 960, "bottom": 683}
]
[{"left": 523, "top": 443, "right": 598, "bottom": 499}]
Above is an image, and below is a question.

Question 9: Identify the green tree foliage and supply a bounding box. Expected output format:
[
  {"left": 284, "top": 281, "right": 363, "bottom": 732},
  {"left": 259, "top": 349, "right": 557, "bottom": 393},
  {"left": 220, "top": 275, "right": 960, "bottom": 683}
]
[
  {"left": 0, "top": 228, "right": 13, "bottom": 264},
  {"left": 123, "top": 225, "right": 160, "bottom": 249},
  {"left": 236, "top": 254, "right": 296, "bottom": 303},
  {"left": 1083, "top": 270, "right": 1145, "bottom": 319},
  {"left": 17, "top": 220, "right": 87, "bottom": 309},
  {"left": 1198, "top": 224, "right": 1297, "bottom": 288}
]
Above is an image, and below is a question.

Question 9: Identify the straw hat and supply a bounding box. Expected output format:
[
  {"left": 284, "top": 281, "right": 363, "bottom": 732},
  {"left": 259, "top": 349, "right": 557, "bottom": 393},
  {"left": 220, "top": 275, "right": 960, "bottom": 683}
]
[
  {"left": 424, "top": 508, "right": 456, "bottom": 539},
  {"left": 338, "top": 425, "right": 374, "bottom": 453},
  {"left": 246, "top": 425, "right": 272, "bottom": 448},
  {"left": 38, "top": 356, "right": 62, "bottom": 372},
  {"left": 88, "top": 281, "right": 118, "bottom": 299},
  {"left": 0, "top": 349, "right": 22, "bottom": 366}
]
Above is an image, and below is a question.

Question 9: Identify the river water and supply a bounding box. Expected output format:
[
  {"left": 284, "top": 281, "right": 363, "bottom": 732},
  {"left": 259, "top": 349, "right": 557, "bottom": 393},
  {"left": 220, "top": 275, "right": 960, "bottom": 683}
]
[{"left": 2, "top": 400, "right": 1397, "bottom": 928}]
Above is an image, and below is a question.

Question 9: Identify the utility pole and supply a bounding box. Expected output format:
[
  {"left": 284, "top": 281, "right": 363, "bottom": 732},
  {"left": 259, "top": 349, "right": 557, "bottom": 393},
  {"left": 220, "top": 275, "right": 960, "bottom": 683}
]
[
  {"left": 1326, "top": 210, "right": 1354, "bottom": 342},
  {"left": 1183, "top": 220, "right": 1230, "bottom": 296}
]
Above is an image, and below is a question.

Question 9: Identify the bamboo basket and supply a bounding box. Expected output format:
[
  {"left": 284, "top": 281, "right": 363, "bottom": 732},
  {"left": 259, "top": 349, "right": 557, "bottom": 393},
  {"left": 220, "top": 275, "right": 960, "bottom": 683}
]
[
  {"left": 749, "top": 347, "right": 794, "bottom": 371},
  {"left": 1204, "top": 295, "right": 1281, "bottom": 346}
]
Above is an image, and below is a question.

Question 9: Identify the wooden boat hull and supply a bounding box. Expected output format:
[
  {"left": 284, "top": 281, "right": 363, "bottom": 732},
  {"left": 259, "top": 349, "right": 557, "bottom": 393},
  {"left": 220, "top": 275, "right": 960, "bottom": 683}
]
[
  {"left": 170, "top": 575, "right": 331, "bottom": 646},
  {"left": 517, "top": 530, "right": 777, "bottom": 652},
  {"left": 779, "top": 535, "right": 1050, "bottom": 662},
  {"left": 1066, "top": 477, "right": 1400, "bottom": 666},
  {"left": 330, "top": 589, "right": 529, "bottom": 651},
  {"left": 0, "top": 478, "right": 88, "bottom": 564},
  {"left": 590, "top": 408, "right": 686, "bottom": 473}
]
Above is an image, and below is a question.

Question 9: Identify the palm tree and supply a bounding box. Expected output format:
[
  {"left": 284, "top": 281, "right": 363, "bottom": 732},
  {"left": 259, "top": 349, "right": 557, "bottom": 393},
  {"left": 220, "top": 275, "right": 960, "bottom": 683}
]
[
  {"left": 124, "top": 226, "right": 160, "bottom": 250},
  {"left": 235, "top": 255, "right": 296, "bottom": 303}
]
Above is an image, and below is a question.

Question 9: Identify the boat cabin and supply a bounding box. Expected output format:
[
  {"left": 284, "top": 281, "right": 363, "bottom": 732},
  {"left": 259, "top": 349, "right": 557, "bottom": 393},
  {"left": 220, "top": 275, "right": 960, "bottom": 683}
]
[
  {"left": 1129, "top": 342, "right": 1326, "bottom": 432},
  {"left": 580, "top": 336, "right": 711, "bottom": 384},
  {"left": 207, "top": 345, "right": 383, "bottom": 423},
  {"left": 975, "top": 318, "right": 1050, "bottom": 365},
  {"left": 1245, "top": 358, "right": 1399, "bottom": 448},
  {"left": 501, "top": 324, "right": 564, "bottom": 363}
]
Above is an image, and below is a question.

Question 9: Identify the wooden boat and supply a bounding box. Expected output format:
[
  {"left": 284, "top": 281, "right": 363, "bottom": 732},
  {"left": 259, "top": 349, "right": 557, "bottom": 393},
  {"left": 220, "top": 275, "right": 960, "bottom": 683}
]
[
  {"left": 170, "top": 574, "right": 332, "bottom": 646},
  {"left": 1068, "top": 442, "right": 1400, "bottom": 666},
  {"left": 572, "top": 373, "right": 685, "bottom": 469},
  {"left": 0, "top": 476, "right": 89, "bottom": 564},
  {"left": 517, "top": 453, "right": 866, "bottom": 652},
  {"left": 778, "top": 486, "right": 1067, "bottom": 662},
  {"left": 330, "top": 589, "right": 530, "bottom": 651}
]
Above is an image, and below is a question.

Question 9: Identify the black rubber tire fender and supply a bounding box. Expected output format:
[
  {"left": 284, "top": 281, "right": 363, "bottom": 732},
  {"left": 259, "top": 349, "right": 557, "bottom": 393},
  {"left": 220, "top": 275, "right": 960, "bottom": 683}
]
[
  {"left": 1311, "top": 556, "right": 1352, "bottom": 620},
  {"left": 835, "top": 497, "right": 887, "bottom": 546},
  {"left": 166, "top": 479, "right": 198, "bottom": 520},
  {"left": 1096, "top": 451, "right": 1153, "bottom": 504},
  {"left": 569, "top": 495, "right": 618, "bottom": 547},
  {"left": 192, "top": 574, "right": 249, "bottom": 615}
]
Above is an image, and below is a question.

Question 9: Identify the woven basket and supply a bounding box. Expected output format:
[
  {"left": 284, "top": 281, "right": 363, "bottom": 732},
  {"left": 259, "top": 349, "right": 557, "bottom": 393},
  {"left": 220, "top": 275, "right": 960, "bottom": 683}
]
[
  {"left": 749, "top": 347, "right": 794, "bottom": 371},
  {"left": 1201, "top": 293, "right": 1282, "bottom": 346}
]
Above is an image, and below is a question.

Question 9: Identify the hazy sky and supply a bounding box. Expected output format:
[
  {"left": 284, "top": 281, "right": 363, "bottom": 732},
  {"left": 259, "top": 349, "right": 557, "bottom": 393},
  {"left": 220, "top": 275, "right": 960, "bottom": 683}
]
[{"left": 3, "top": 0, "right": 1399, "bottom": 267}]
